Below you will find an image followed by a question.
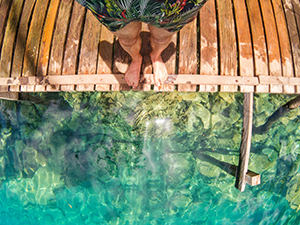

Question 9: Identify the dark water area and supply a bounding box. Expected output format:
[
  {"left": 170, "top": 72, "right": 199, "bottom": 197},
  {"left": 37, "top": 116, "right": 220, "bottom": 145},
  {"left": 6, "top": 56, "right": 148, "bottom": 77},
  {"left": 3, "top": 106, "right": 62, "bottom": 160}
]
[{"left": 0, "top": 92, "right": 299, "bottom": 224}]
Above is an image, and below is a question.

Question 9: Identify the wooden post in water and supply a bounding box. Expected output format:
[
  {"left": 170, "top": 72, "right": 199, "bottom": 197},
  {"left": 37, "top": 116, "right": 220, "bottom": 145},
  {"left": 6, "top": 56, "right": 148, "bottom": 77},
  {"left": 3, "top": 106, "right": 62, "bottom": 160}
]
[{"left": 235, "top": 93, "right": 254, "bottom": 192}]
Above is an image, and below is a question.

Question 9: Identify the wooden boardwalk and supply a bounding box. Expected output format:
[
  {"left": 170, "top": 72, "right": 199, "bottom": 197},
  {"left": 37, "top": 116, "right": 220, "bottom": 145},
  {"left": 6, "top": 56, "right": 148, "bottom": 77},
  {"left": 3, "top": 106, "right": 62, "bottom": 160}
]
[{"left": 0, "top": 0, "right": 300, "bottom": 92}]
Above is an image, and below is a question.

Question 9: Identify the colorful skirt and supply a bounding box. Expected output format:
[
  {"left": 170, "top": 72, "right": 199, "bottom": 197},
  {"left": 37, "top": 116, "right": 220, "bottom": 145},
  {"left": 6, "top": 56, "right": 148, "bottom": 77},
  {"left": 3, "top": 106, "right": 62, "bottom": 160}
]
[{"left": 75, "top": 0, "right": 208, "bottom": 32}]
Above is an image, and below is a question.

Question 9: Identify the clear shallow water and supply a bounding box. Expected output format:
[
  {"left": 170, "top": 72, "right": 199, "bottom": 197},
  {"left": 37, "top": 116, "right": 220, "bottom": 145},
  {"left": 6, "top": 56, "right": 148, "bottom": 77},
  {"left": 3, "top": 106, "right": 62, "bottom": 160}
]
[{"left": 0, "top": 92, "right": 300, "bottom": 225}]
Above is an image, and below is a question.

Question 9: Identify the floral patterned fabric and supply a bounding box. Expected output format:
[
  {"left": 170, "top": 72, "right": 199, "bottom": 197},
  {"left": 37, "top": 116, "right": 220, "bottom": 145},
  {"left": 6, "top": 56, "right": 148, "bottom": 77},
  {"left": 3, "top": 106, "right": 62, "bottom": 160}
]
[{"left": 76, "top": 0, "right": 208, "bottom": 32}]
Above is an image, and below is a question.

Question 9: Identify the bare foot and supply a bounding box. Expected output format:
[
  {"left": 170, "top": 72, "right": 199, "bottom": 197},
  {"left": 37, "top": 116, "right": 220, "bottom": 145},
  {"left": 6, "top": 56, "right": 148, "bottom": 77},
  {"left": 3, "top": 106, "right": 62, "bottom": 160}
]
[
  {"left": 151, "top": 54, "right": 168, "bottom": 87},
  {"left": 124, "top": 56, "right": 142, "bottom": 88}
]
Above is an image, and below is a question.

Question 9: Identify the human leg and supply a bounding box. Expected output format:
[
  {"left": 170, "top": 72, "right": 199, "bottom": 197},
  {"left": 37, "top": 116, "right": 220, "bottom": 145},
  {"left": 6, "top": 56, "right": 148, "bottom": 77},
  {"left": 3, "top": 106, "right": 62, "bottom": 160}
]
[
  {"left": 113, "top": 22, "right": 142, "bottom": 88},
  {"left": 148, "top": 25, "right": 176, "bottom": 87}
]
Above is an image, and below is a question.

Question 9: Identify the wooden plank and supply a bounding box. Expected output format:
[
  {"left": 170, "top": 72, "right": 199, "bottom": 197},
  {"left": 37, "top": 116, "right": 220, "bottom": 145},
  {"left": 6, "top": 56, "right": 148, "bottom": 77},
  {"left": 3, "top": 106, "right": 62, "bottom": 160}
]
[
  {"left": 0, "top": 0, "right": 24, "bottom": 84},
  {"left": 232, "top": 0, "right": 254, "bottom": 93},
  {"left": 96, "top": 25, "right": 113, "bottom": 91},
  {"left": 2, "top": 74, "right": 300, "bottom": 90},
  {"left": 77, "top": 10, "right": 101, "bottom": 91},
  {"left": 37, "top": 0, "right": 60, "bottom": 76},
  {"left": 112, "top": 33, "right": 131, "bottom": 91},
  {"left": 157, "top": 32, "right": 177, "bottom": 92},
  {"left": 60, "top": 1, "right": 85, "bottom": 92},
  {"left": 273, "top": 0, "right": 295, "bottom": 93},
  {"left": 141, "top": 23, "right": 152, "bottom": 91},
  {"left": 178, "top": 18, "right": 198, "bottom": 92},
  {"left": 36, "top": 0, "right": 61, "bottom": 92},
  {"left": 10, "top": 0, "right": 36, "bottom": 91},
  {"left": 259, "top": 0, "right": 283, "bottom": 93},
  {"left": 0, "top": 0, "right": 11, "bottom": 53},
  {"left": 235, "top": 92, "right": 253, "bottom": 192},
  {"left": 22, "top": 0, "right": 51, "bottom": 91},
  {"left": 0, "top": 74, "right": 260, "bottom": 86},
  {"left": 284, "top": 0, "right": 300, "bottom": 93},
  {"left": 245, "top": 0, "right": 269, "bottom": 92},
  {"left": 291, "top": 0, "right": 300, "bottom": 94},
  {"left": 48, "top": 0, "right": 73, "bottom": 92},
  {"left": 216, "top": 0, "right": 238, "bottom": 92},
  {"left": 199, "top": 0, "right": 218, "bottom": 92}
]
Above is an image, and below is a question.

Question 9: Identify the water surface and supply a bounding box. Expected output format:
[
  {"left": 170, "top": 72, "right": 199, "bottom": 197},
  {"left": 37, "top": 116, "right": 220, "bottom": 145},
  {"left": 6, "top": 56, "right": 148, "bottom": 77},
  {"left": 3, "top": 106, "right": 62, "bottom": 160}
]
[{"left": 0, "top": 92, "right": 299, "bottom": 224}]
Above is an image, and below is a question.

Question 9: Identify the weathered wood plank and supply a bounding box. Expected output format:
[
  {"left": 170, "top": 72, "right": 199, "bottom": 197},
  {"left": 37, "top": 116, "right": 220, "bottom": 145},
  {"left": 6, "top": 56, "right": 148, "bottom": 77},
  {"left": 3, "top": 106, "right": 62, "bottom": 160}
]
[
  {"left": 199, "top": 0, "right": 218, "bottom": 92},
  {"left": 96, "top": 25, "right": 113, "bottom": 91},
  {"left": 158, "top": 32, "right": 177, "bottom": 91},
  {"left": 141, "top": 23, "right": 152, "bottom": 91},
  {"left": 245, "top": 0, "right": 269, "bottom": 93},
  {"left": 235, "top": 92, "right": 253, "bottom": 192},
  {"left": 216, "top": 0, "right": 238, "bottom": 92},
  {"left": 22, "top": 0, "right": 50, "bottom": 89},
  {"left": 60, "top": 1, "right": 85, "bottom": 91},
  {"left": 273, "top": 0, "right": 295, "bottom": 93},
  {"left": 1, "top": 74, "right": 300, "bottom": 92},
  {"left": 178, "top": 18, "right": 198, "bottom": 92},
  {"left": 77, "top": 10, "right": 101, "bottom": 91},
  {"left": 259, "top": 0, "right": 283, "bottom": 93},
  {"left": 48, "top": 0, "right": 73, "bottom": 75},
  {"left": 0, "top": 0, "right": 24, "bottom": 82},
  {"left": 112, "top": 38, "right": 130, "bottom": 91},
  {"left": 0, "top": 74, "right": 260, "bottom": 86},
  {"left": 0, "top": 0, "right": 11, "bottom": 54},
  {"left": 11, "top": 0, "right": 35, "bottom": 77},
  {"left": 36, "top": 0, "right": 61, "bottom": 92},
  {"left": 233, "top": 0, "right": 254, "bottom": 93},
  {"left": 285, "top": 0, "right": 300, "bottom": 93},
  {"left": 37, "top": 0, "right": 60, "bottom": 76},
  {"left": 10, "top": 0, "right": 36, "bottom": 92}
]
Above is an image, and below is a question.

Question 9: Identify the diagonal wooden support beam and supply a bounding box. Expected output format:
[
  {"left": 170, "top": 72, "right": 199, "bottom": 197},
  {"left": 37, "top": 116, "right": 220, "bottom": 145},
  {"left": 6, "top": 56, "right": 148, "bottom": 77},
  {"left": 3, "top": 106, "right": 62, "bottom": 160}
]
[{"left": 235, "top": 92, "right": 254, "bottom": 192}]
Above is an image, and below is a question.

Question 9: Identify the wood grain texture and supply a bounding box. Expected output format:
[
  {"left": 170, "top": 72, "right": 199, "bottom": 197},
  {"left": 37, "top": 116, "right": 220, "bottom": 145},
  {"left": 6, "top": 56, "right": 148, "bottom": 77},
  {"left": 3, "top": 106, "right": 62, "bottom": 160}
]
[
  {"left": 0, "top": 0, "right": 24, "bottom": 80},
  {"left": 284, "top": 0, "right": 300, "bottom": 76},
  {"left": 199, "top": 0, "right": 218, "bottom": 92},
  {"left": 22, "top": 0, "right": 50, "bottom": 92},
  {"left": 273, "top": 0, "right": 294, "bottom": 93},
  {"left": 157, "top": 33, "right": 177, "bottom": 91},
  {"left": 36, "top": 0, "right": 61, "bottom": 92},
  {"left": 178, "top": 18, "right": 198, "bottom": 92},
  {"left": 216, "top": 0, "right": 238, "bottom": 92},
  {"left": 0, "top": 74, "right": 256, "bottom": 86},
  {"left": 22, "top": 0, "right": 50, "bottom": 77},
  {"left": 245, "top": 0, "right": 268, "bottom": 92},
  {"left": 141, "top": 23, "right": 152, "bottom": 91},
  {"left": 11, "top": 0, "right": 35, "bottom": 77},
  {"left": 77, "top": 10, "right": 101, "bottom": 91},
  {"left": 48, "top": 0, "right": 73, "bottom": 75},
  {"left": 60, "top": 0, "right": 85, "bottom": 91},
  {"left": 235, "top": 92, "right": 253, "bottom": 192},
  {"left": 290, "top": 0, "right": 300, "bottom": 93},
  {"left": 0, "top": 74, "right": 299, "bottom": 92},
  {"left": 259, "top": 0, "right": 282, "bottom": 93},
  {"left": 37, "top": 0, "right": 60, "bottom": 76},
  {"left": 0, "top": 0, "right": 11, "bottom": 53},
  {"left": 96, "top": 25, "right": 113, "bottom": 91},
  {"left": 233, "top": 0, "right": 254, "bottom": 93}
]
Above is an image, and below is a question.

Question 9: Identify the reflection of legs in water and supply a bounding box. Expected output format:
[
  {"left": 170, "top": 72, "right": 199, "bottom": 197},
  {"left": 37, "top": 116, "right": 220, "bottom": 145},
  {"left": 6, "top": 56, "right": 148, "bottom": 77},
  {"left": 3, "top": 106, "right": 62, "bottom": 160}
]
[
  {"left": 113, "top": 22, "right": 142, "bottom": 88},
  {"left": 148, "top": 25, "right": 176, "bottom": 87}
]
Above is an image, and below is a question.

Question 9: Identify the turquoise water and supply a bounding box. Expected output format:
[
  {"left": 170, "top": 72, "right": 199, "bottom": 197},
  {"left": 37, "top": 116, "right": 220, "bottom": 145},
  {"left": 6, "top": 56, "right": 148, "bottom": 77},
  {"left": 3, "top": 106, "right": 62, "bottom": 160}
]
[{"left": 0, "top": 92, "right": 300, "bottom": 224}]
